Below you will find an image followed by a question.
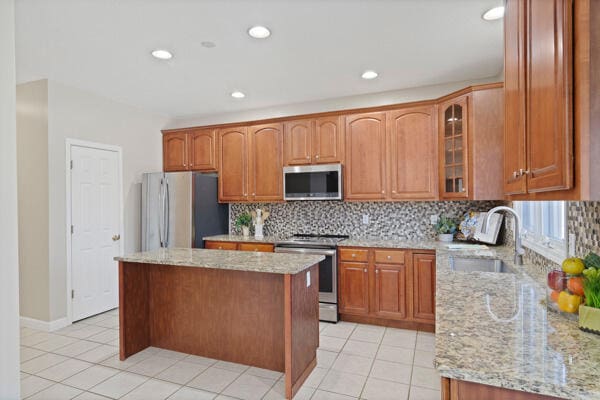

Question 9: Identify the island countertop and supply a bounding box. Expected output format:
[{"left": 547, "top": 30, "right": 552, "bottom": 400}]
[{"left": 115, "top": 247, "right": 324, "bottom": 274}]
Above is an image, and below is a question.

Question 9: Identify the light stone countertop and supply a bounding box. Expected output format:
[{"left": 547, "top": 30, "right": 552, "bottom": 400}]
[
  {"left": 203, "top": 234, "right": 281, "bottom": 243},
  {"left": 115, "top": 247, "right": 324, "bottom": 275}
]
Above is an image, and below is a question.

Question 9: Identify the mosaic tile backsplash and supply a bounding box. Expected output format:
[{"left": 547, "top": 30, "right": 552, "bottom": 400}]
[{"left": 230, "top": 201, "right": 504, "bottom": 240}]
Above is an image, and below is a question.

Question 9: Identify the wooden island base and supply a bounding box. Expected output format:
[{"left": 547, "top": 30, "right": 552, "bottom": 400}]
[{"left": 119, "top": 261, "right": 319, "bottom": 399}]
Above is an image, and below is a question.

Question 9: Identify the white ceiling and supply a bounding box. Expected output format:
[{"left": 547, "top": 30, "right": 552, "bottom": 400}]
[{"left": 16, "top": 0, "right": 504, "bottom": 118}]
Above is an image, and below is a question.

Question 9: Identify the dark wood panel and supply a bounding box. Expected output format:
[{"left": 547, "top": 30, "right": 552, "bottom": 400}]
[
  {"left": 238, "top": 243, "right": 275, "bottom": 253},
  {"left": 449, "top": 379, "right": 564, "bottom": 400},
  {"left": 338, "top": 262, "right": 369, "bottom": 315},
  {"left": 204, "top": 241, "right": 238, "bottom": 250},
  {"left": 119, "top": 262, "right": 150, "bottom": 360},
  {"left": 374, "top": 250, "right": 406, "bottom": 265}
]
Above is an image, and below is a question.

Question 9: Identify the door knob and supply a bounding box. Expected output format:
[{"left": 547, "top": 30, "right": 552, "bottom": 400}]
[{"left": 112, "top": 234, "right": 121, "bottom": 241}]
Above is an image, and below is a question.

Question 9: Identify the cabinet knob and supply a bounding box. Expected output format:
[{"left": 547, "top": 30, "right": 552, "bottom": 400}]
[
  {"left": 252, "top": 192, "right": 256, "bottom": 196},
  {"left": 513, "top": 170, "right": 519, "bottom": 179},
  {"left": 387, "top": 255, "right": 391, "bottom": 260},
  {"left": 376, "top": 269, "right": 379, "bottom": 274},
  {"left": 392, "top": 190, "right": 396, "bottom": 194},
  {"left": 218, "top": 246, "right": 223, "bottom": 250},
  {"left": 306, "top": 156, "right": 310, "bottom": 159},
  {"left": 363, "top": 268, "right": 367, "bottom": 273},
  {"left": 352, "top": 254, "right": 356, "bottom": 258},
  {"left": 461, "top": 188, "right": 466, "bottom": 192},
  {"left": 315, "top": 155, "right": 320, "bottom": 159},
  {"left": 381, "top": 190, "right": 385, "bottom": 194},
  {"left": 244, "top": 193, "right": 247, "bottom": 196}
]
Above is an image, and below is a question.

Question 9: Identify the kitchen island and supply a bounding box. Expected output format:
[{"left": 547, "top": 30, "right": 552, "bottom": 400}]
[{"left": 115, "top": 248, "right": 324, "bottom": 399}]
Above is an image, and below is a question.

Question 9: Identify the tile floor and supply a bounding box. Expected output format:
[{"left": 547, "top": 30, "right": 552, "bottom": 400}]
[{"left": 20, "top": 309, "right": 440, "bottom": 400}]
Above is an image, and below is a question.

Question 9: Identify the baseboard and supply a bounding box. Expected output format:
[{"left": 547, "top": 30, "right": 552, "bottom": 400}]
[{"left": 20, "top": 316, "right": 70, "bottom": 332}]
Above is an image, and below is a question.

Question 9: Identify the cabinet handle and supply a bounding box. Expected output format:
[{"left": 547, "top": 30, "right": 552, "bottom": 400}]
[
  {"left": 363, "top": 268, "right": 367, "bottom": 273},
  {"left": 387, "top": 255, "right": 392, "bottom": 260},
  {"left": 513, "top": 171, "right": 519, "bottom": 179},
  {"left": 376, "top": 269, "right": 379, "bottom": 274},
  {"left": 520, "top": 168, "right": 530, "bottom": 175}
]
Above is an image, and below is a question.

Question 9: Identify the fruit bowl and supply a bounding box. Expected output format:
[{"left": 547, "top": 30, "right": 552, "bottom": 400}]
[{"left": 547, "top": 269, "right": 583, "bottom": 320}]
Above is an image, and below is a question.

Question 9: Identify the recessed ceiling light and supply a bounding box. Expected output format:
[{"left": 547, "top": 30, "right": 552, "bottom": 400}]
[
  {"left": 201, "top": 41, "right": 216, "bottom": 48},
  {"left": 482, "top": 6, "right": 505, "bottom": 21},
  {"left": 248, "top": 26, "right": 271, "bottom": 39},
  {"left": 151, "top": 49, "right": 173, "bottom": 60},
  {"left": 361, "top": 70, "right": 379, "bottom": 80},
  {"left": 231, "top": 91, "right": 245, "bottom": 99}
]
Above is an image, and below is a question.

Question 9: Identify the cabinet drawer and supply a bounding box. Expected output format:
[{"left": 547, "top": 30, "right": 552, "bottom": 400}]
[
  {"left": 339, "top": 248, "right": 369, "bottom": 262},
  {"left": 205, "top": 241, "right": 238, "bottom": 250},
  {"left": 238, "top": 243, "right": 274, "bottom": 253},
  {"left": 374, "top": 250, "right": 405, "bottom": 264}
]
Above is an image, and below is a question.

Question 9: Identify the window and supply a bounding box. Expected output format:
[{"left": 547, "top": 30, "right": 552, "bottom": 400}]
[{"left": 514, "top": 201, "right": 567, "bottom": 264}]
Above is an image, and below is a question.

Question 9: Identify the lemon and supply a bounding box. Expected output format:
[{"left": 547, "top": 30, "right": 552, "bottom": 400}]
[{"left": 561, "top": 257, "right": 585, "bottom": 275}]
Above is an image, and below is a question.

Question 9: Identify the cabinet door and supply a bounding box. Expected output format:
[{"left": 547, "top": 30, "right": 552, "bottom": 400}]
[
  {"left": 283, "top": 119, "right": 313, "bottom": 165},
  {"left": 205, "top": 241, "right": 238, "bottom": 250},
  {"left": 389, "top": 106, "right": 438, "bottom": 200},
  {"left": 412, "top": 253, "right": 435, "bottom": 322},
  {"left": 345, "top": 112, "right": 387, "bottom": 200},
  {"left": 189, "top": 129, "right": 217, "bottom": 171},
  {"left": 373, "top": 264, "right": 408, "bottom": 320},
  {"left": 526, "top": 0, "right": 573, "bottom": 192},
  {"left": 339, "top": 262, "right": 369, "bottom": 315},
  {"left": 218, "top": 127, "right": 248, "bottom": 202},
  {"left": 314, "top": 116, "right": 344, "bottom": 164},
  {"left": 238, "top": 243, "right": 274, "bottom": 252},
  {"left": 248, "top": 123, "right": 283, "bottom": 201},
  {"left": 163, "top": 132, "right": 188, "bottom": 172},
  {"left": 439, "top": 97, "right": 469, "bottom": 199},
  {"left": 504, "top": 0, "right": 528, "bottom": 195}
]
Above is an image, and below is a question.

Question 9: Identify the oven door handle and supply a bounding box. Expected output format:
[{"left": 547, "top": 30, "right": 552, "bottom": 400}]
[{"left": 274, "top": 247, "right": 336, "bottom": 256}]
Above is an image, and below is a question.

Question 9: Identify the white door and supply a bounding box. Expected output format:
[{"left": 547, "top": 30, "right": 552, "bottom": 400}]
[{"left": 70, "top": 145, "right": 121, "bottom": 321}]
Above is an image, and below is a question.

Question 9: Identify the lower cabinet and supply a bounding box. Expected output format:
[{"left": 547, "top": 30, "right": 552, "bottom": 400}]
[
  {"left": 442, "top": 378, "right": 563, "bottom": 400},
  {"left": 204, "top": 240, "right": 274, "bottom": 252},
  {"left": 338, "top": 247, "right": 435, "bottom": 330}
]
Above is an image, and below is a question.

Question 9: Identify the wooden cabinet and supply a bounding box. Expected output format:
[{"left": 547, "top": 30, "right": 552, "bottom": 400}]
[
  {"left": 345, "top": 112, "right": 387, "bottom": 200},
  {"left": 439, "top": 96, "right": 469, "bottom": 199},
  {"left": 339, "top": 262, "right": 369, "bottom": 315},
  {"left": 204, "top": 240, "right": 274, "bottom": 252},
  {"left": 389, "top": 106, "right": 438, "bottom": 200},
  {"left": 338, "top": 247, "right": 435, "bottom": 330},
  {"left": 504, "top": 0, "right": 574, "bottom": 196},
  {"left": 412, "top": 253, "right": 436, "bottom": 322},
  {"left": 189, "top": 129, "right": 217, "bottom": 171},
  {"left": 218, "top": 127, "right": 249, "bottom": 202},
  {"left": 283, "top": 116, "right": 344, "bottom": 166},
  {"left": 163, "top": 132, "right": 188, "bottom": 172},
  {"left": 442, "top": 378, "right": 563, "bottom": 400},
  {"left": 248, "top": 123, "right": 283, "bottom": 201}
]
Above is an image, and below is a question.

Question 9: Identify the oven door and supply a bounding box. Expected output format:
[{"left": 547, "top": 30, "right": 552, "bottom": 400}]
[{"left": 274, "top": 247, "right": 337, "bottom": 304}]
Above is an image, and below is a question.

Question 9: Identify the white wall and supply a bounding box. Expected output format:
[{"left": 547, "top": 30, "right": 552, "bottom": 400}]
[
  {"left": 167, "top": 75, "right": 502, "bottom": 129},
  {"left": 0, "top": 0, "right": 21, "bottom": 397},
  {"left": 46, "top": 81, "right": 168, "bottom": 320}
]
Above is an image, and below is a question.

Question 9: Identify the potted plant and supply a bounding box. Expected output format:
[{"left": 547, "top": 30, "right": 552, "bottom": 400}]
[
  {"left": 580, "top": 252, "right": 600, "bottom": 334},
  {"left": 235, "top": 212, "right": 252, "bottom": 237},
  {"left": 435, "top": 215, "right": 457, "bottom": 242}
]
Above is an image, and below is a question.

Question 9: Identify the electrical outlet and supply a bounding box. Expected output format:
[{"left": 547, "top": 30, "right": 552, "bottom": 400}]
[
  {"left": 430, "top": 215, "right": 439, "bottom": 225},
  {"left": 362, "top": 214, "right": 370, "bottom": 225},
  {"left": 569, "top": 233, "right": 576, "bottom": 256}
]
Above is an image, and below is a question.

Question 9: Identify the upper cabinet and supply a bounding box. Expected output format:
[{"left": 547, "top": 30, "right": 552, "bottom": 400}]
[
  {"left": 345, "top": 112, "right": 387, "bottom": 200},
  {"left": 283, "top": 116, "right": 344, "bottom": 166},
  {"left": 218, "top": 127, "right": 248, "bottom": 202},
  {"left": 504, "top": 0, "right": 574, "bottom": 196},
  {"left": 439, "top": 97, "right": 469, "bottom": 199},
  {"left": 162, "top": 129, "right": 217, "bottom": 172},
  {"left": 248, "top": 123, "right": 283, "bottom": 201},
  {"left": 163, "top": 132, "right": 188, "bottom": 172}
]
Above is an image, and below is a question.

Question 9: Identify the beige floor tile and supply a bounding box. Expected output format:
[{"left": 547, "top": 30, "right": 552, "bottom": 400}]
[
  {"left": 408, "top": 386, "right": 441, "bottom": 400},
  {"left": 20, "top": 346, "right": 45, "bottom": 362},
  {"left": 214, "top": 396, "right": 238, "bottom": 400},
  {"left": 349, "top": 326, "right": 385, "bottom": 344},
  {"left": 87, "top": 329, "right": 119, "bottom": 344},
  {"left": 27, "top": 383, "right": 82, "bottom": 400},
  {"left": 302, "top": 366, "right": 329, "bottom": 388},
  {"left": 168, "top": 387, "right": 217, "bottom": 400},
  {"left": 341, "top": 340, "right": 378, "bottom": 358},
  {"left": 362, "top": 377, "right": 410, "bottom": 400},
  {"left": 263, "top": 380, "right": 314, "bottom": 400},
  {"left": 413, "top": 350, "right": 435, "bottom": 369},
  {"left": 376, "top": 345, "right": 414, "bottom": 365},
  {"left": 20, "top": 327, "right": 39, "bottom": 338},
  {"left": 415, "top": 333, "right": 435, "bottom": 352},
  {"left": 21, "top": 332, "right": 58, "bottom": 347},
  {"left": 73, "top": 391, "right": 112, "bottom": 400},
  {"left": 184, "top": 354, "right": 218, "bottom": 367},
  {"left": 81, "top": 314, "right": 112, "bottom": 325},
  {"left": 76, "top": 345, "right": 119, "bottom": 363},
  {"left": 245, "top": 366, "right": 283, "bottom": 380},
  {"left": 381, "top": 328, "right": 417, "bottom": 349},
  {"left": 54, "top": 324, "right": 87, "bottom": 336},
  {"left": 95, "top": 316, "right": 120, "bottom": 329},
  {"left": 120, "top": 378, "right": 180, "bottom": 400},
  {"left": 331, "top": 353, "right": 373, "bottom": 376},
  {"left": 20, "top": 375, "right": 54, "bottom": 398},
  {"left": 187, "top": 366, "right": 241, "bottom": 393},
  {"left": 320, "top": 322, "right": 356, "bottom": 339},
  {"left": 369, "top": 360, "right": 412, "bottom": 384},
  {"left": 21, "top": 353, "right": 69, "bottom": 374},
  {"left": 65, "top": 326, "right": 108, "bottom": 339},
  {"left": 312, "top": 389, "right": 358, "bottom": 399},
  {"left": 156, "top": 349, "right": 188, "bottom": 360},
  {"left": 37, "top": 358, "right": 93, "bottom": 382},
  {"left": 54, "top": 340, "right": 103, "bottom": 358},
  {"left": 316, "top": 349, "right": 338, "bottom": 369},
  {"left": 63, "top": 365, "right": 120, "bottom": 390},
  {"left": 213, "top": 360, "right": 250, "bottom": 373},
  {"left": 318, "top": 369, "right": 366, "bottom": 397},
  {"left": 410, "top": 366, "right": 441, "bottom": 390},
  {"left": 221, "top": 373, "right": 276, "bottom": 400},
  {"left": 126, "top": 355, "right": 178, "bottom": 377},
  {"left": 318, "top": 336, "right": 346, "bottom": 352},
  {"left": 156, "top": 360, "right": 208, "bottom": 384},
  {"left": 32, "top": 335, "right": 78, "bottom": 352},
  {"left": 89, "top": 371, "right": 148, "bottom": 399}
]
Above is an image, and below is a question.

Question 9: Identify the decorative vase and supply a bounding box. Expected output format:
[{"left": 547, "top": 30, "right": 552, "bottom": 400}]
[
  {"left": 242, "top": 226, "right": 250, "bottom": 237},
  {"left": 438, "top": 233, "right": 454, "bottom": 242},
  {"left": 579, "top": 305, "right": 600, "bottom": 335},
  {"left": 254, "top": 224, "right": 264, "bottom": 239}
]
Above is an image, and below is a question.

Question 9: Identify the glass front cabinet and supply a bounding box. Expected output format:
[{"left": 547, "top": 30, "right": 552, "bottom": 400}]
[{"left": 439, "top": 96, "right": 469, "bottom": 199}]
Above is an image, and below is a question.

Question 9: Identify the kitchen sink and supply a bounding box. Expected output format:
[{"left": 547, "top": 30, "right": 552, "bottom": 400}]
[{"left": 449, "top": 257, "right": 514, "bottom": 273}]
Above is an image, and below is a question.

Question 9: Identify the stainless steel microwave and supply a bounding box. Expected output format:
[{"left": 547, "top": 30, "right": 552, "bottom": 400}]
[{"left": 283, "top": 164, "right": 343, "bottom": 200}]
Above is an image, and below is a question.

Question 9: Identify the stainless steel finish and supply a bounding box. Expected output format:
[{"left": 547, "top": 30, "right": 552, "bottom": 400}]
[
  {"left": 449, "top": 257, "right": 514, "bottom": 274},
  {"left": 319, "top": 303, "right": 338, "bottom": 322},
  {"left": 112, "top": 234, "right": 120, "bottom": 241},
  {"left": 482, "top": 206, "right": 524, "bottom": 265},
  {"left": 283, "top": 163, "right": 343, "bottom": 201}
]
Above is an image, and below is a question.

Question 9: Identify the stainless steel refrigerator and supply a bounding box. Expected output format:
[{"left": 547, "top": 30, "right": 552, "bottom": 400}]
[{"left": 141, "top": 172, "right": 228, "bottom": 250}]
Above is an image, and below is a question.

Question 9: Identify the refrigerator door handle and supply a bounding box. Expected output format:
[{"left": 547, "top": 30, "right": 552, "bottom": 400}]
[
  {"left": 165, "top": 177, "right": 170, "bottom": 246},
  {"left": 158, "top": 178, "right": 164, "bottom": 247}
]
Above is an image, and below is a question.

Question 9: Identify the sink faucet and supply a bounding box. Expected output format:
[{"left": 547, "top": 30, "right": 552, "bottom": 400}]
[{"left": 482, "top": 206, "right": 524, "bottom": 265}]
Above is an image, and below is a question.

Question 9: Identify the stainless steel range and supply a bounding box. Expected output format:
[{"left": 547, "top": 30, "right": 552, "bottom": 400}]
[{"left": 275, "top": 234, "right": 348, "bottom": 322}]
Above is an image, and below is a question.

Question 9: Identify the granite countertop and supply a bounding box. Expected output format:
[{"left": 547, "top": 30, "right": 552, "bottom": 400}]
[
  {"left": 115, "top": 248, "right": 324, "bottom": 275},
  {"left": 203, "top": 234, "right": 281, "bottom": 244}
]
